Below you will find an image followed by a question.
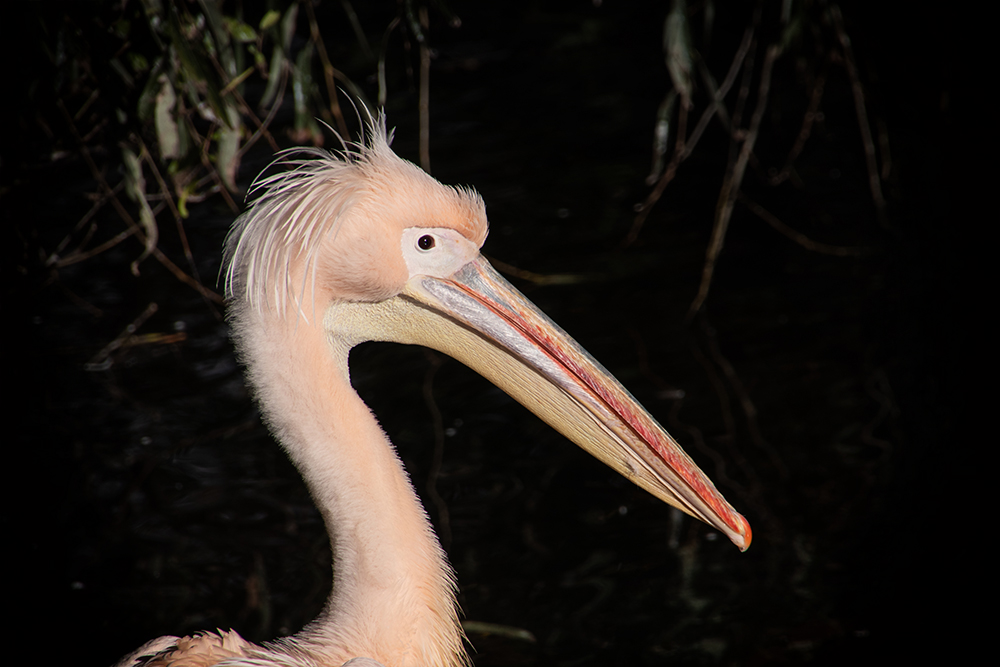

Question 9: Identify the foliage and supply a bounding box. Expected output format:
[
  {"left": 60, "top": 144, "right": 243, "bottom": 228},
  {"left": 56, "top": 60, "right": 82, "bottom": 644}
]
[
  {"left": 27, "top": 0, "right": 444, "bottom": 298},
  {"left": 632, "top": 0, "right": 888, "bottom": 317}
]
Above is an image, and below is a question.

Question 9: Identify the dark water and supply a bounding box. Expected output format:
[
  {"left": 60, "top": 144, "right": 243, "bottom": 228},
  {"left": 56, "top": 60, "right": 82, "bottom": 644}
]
[{"left": 8, "top": 2, "right": 967, "bottom": 666}]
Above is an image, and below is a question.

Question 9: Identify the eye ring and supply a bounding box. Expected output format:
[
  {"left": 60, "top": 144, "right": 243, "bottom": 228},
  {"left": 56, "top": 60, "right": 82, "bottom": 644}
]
[{"left": 417, "top": 234, "right": 436, "bottom": 251}]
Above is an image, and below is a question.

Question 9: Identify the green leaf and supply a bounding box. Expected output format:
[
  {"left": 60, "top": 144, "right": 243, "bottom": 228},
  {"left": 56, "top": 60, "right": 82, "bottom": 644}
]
[
  {"left": 248, "top": 43, "right": 266, "bottom": 69},
  {"left": 165, "top": 6, "right": 229, "bottom": 124},
  {"left": 112, "top": 18, "right": 131, "bottom": 40},
  {"left": 279, "top": 3, "right": 299, "bottom": 52},
  {"left": 224, "top": 16, "right": 258, "bottom": 43},
  {"left": 259, "top": 10, "right": 280, "bottom": 31},
  {"left": 154, "top": 75, "right": 181, "bottom": 160},
  {"left": 121, "top": 146, "right": 158, "bottom": 276},
  {"left": 217, "top": 103, "right": 242, "bottom": 192},
  {"left": 663, "top": 0, "right": 692, "bottom": 103},
  {"left": 177, "top": 180, "right": 194, "bottom": 218},
  {"left": 137, "top": 57, "right": 165, "bottom": 122},
  {"left": 292, "top": 40, "right": 315, "bottom": 129},
  {"left": 128, "top": 52, "right": 150, "bottom": 74},
  {"left": 260, "top": 46, "right": 285, "bottom": 109}
]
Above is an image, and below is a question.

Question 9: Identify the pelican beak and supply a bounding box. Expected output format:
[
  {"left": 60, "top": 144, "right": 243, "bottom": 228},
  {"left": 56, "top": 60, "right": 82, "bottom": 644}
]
[{"left": 332, "top": 256, "right": 751, "bottom": 550}]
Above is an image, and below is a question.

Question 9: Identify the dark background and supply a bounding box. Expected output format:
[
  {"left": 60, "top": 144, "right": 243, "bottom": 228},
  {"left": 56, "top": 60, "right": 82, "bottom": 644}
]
[{"left": 5, "top": 1, "right": 971, "bottom": 665}]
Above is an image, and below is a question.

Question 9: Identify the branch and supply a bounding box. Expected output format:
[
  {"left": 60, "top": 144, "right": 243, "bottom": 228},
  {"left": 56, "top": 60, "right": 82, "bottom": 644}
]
[
  {"left": 688, "top": 42, "right": 781, "bottom": 319},
  {"left": 622, "top": 25, "right": 755, "bottom": 249},
  {"left": 829, "top": 3, "right": 887, "bottom": 225},
  {"left": 739, "top": 194, "right": 868, "bottom": 257}
]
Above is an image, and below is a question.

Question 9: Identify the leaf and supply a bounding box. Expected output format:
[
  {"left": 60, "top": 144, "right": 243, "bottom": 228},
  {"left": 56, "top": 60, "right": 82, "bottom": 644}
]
[
  {"left": 259, "top": 10, "right": 281, "bottom": 31},
  {"left": 279, "top": 3, "right": 299, "bottom": 53},
  {"left": 121, "top": 146, "right": 159, "bottom": 275},
  {"left": 154, "top": 75, "right": 181, "bottom": 160},
  {"left": 292, "top": 40, "right": 317, "bottom": 134},
  {"left": 177, "top": 180, "right": 194, "bottom": 218},
  {"left": 112, "top": 17, "right": 131, "bottom": 39},
  {"left": 165, "top": 5, "right": 231, "bottom": 127},
  {"left": 224, "top": 16, "right": 258, "bottom": 43},
  {"left": 260, "top": 46, "right": 285, "bottom": 109},
  {"left": 217, "top": 103, "right": 242, "bottom": 192},
  {"left": 137, "top": 57, "right": 165, "bottom": 122},
  {"left": 248, "top": 43, "right": 266, "bottom": 69},
  {"left": 129, "top": 52, "right": 150, "bottom": 73},
  {"left": 663, "top": 0, "right": 693, "bottom": 105}
]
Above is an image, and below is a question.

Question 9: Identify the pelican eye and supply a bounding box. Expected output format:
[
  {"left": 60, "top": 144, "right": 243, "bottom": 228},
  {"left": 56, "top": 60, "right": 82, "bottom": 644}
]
[{"left": 417, "top": 234, "right": 436, "bottom": 251}]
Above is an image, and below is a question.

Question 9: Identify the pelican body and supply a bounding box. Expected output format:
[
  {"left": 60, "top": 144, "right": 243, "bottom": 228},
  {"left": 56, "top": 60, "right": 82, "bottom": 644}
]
[{"left": 118, "top": 115, "right": 750, "bottom": 667}]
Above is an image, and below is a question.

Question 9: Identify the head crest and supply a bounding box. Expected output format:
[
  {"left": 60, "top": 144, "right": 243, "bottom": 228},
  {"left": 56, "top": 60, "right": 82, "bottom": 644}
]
[{"left": 223, "top": 112, "right": 486, "bottom": 318}]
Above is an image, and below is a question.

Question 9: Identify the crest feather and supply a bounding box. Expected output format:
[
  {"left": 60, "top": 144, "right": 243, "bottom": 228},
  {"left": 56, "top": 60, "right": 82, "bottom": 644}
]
[{"left": 224, "top": 112, "right": 487, "bottom": 316}]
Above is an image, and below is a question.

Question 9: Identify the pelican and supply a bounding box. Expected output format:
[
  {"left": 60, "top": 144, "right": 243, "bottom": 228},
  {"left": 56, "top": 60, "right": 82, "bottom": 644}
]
[{"left": 117, "top": 113, "right": 750, "bottom": 667}]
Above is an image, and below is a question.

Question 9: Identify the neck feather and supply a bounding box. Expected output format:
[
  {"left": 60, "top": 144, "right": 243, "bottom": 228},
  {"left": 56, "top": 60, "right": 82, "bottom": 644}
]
[{"left": 231, "top": 304, "right": 466, "bottom": 667}]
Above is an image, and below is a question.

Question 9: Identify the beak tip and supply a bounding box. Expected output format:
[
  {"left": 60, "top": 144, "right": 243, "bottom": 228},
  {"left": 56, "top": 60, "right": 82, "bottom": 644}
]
[{"left": 733, "top": 514, "right": 752, "bottom": 551}]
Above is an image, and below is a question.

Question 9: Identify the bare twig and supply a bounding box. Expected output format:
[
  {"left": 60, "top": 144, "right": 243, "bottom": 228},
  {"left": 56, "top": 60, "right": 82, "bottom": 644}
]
[
  {"left": 739, "top": 194, "right": 868, "bottom": 256},
  {"left": 54, "top": 227, "right": 139, "bottom": 269},
  {"left": 57, "top": 100, "right": 225, "bottom": 304},
  {"left": 646, "top": 90, "right": 677, "bottom": 184},
  {"left": 378, "top": 17, "right": 402, "bottom": 107},
  {"left": 85, "top": 302, "right": 160, "bottom": 371},
  {"left": 829, "top": 3, "right": 887, "bottom": 225},
  {"left": 205, "top": 52, "right": 283, "bottom": 156},
  {"left": 769, "top": 71, "right": 826, "bottom": 186},
  {"left": 219, "top": 66, "right": 254, "bottom": 96},
  {"left": 193, "top": 117, "right": 240, "bottom": 213},
  {"left": 47, "top": 181, "right": 125, "bottom": 266},
  {"left": 876, "top": 116, "right": 892, "bottom": 181},
  {"left": 682, "top": 23, "right": 753, "bottom": 157},
  {"left": 244, "top": 62, "right": 288, "bottom": 156},
  {"left": 486, "top": 256, "right": 596, "bottom": 286},
  {"left": 461, "top": 622, "right": 536, "bottom": 644},
  {"left": 418, "top": 6, "right": 432, "bottom": 173},
  {"left": 693, "top": 58, "right": 733, "bottom": 135},
  {"left": 137, "top": 137, "right": 202, "bottom": 281},
  {"left": 233, "top": 67, "right": 285, "bottom": 158},
  {"left": 700, "top": 317, "right": 788, "bottom": 479},
  {"left": 73, "top": 88, "right": 101, "bottom": 121},
  {"left": 341, "top": 0, "right": 376, "bottom": 63},
  {"left": 688, "top": 42, "right": 780, "bottom": 319},
  {"left": 623, "top": 25, "right": 755, "bottom": 248},
  {"left": 306, "top": 0, "right": 350, "bottom": 138}
]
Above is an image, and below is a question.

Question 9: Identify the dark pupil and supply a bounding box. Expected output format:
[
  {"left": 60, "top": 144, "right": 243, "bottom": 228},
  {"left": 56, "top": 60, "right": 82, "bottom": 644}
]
[{"left": 418, "top": 235, "right": 435, "bottom": 250}]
